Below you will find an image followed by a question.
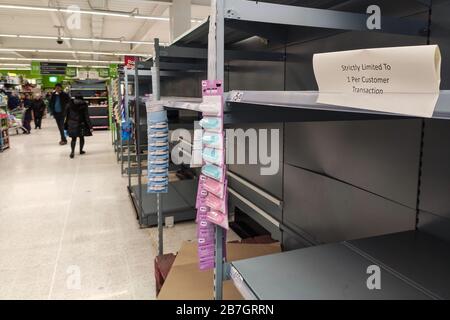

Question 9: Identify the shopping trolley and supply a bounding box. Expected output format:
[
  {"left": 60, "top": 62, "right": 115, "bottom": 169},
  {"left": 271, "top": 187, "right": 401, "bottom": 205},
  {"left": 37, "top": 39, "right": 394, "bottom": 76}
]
[{"left": 8, "top": 108, "right": 28, "bottom": 135}]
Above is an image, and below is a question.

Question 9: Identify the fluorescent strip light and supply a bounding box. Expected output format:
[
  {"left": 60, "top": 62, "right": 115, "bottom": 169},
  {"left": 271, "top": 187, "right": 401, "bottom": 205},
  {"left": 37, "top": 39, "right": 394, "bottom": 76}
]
[
  {"left": 0, "top": 4, "right": 57, "bottom": 12},
  {"left": 0, "top": 34, "right": 160, "bottom": 46},
  {"left": 0, "top": 4, "right": 204, "bottom": 22},
  {"left": 78, "top": 59, "right": 121, "bottom": 63},
  {"left": 71, "top": 37, "right": 118, "bottom": 43},
  {"left": 77, "top": 51, "right": 115, "bottom": 56},
  {"left": 0, "top": 58, "right": 121, "bottom": 64},
  {"left": 59, "top": 8, "right": 131, "bottom": 18},
  {"left": 0, "top": 47, "right": 150, "bottom": 57},
  {"left": 0, "top": 63, "right": 30, "bottom": 66},
  {"left": 19, "top": 35, "right": 57, "bottom": 40},
  {"left": 0, "top": 48, "right": 36, "bottom": 52},
  {"left": 134, "top": 15, "right": 170, "bottom": 21},
  {"left": 0, "top": 67, "right": 31, "bottom": 70},
  {"left": 36, "top": 49, "right": 75, "bottom": 53},
  {"left": 68, "top": 65, "right": 109, "bottom": 69},
  {"left": 48, "top": 59, "right": 79, "bottom": 63}
]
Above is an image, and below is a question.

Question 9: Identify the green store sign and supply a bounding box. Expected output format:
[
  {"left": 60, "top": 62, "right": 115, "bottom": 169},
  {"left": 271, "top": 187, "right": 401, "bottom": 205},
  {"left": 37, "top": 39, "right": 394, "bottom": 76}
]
[
  {"left": 66, "top": 67, "right": 77, "bottom": 77},
  {"left": 99, "top": 68, "right": 110, "bottom": 78},
  {"left": 31, "top": 61, "right": 40, "bottom": 76},
  {"left": 109, "top": 64, "right": 118, "bottom": 78}
]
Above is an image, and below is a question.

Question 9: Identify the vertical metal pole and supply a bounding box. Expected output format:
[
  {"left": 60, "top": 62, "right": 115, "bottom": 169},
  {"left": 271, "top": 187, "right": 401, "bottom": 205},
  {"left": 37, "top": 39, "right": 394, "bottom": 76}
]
[
  {"left": 126, "top": 72, "right": 132, "bottom": 183},
  {"left": 209, "top": 0, "right": 225, "bottom": 301},
  {"left": 110, "top": 80, "right": 114, "bottom": 146},
  {"left": 153, "top": 39, "right": 164, "bottom": 256},
  {"left": 135, "top": 61, "right": 143, "bottom": 223}
]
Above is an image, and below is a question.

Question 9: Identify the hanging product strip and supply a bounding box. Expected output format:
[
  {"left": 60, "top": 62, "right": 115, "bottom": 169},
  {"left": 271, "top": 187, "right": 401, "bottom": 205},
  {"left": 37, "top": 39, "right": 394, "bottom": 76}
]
[
  {"left": 196, "top": 80, "right": 229, "bottom": 271},
  {"left": 147, "top": 99, "right": 169, "bottom": 194}
]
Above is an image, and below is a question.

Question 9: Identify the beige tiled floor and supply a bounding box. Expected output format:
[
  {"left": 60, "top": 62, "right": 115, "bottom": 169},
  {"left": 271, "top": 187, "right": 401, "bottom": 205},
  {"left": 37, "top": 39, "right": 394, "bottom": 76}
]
[{"left": 0, "top": 119, "right": 208, "bottom": 300}]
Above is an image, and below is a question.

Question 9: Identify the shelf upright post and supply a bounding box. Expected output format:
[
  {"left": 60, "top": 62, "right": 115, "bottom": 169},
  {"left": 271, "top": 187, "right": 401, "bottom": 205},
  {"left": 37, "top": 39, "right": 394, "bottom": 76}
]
[
  {"left": 135, "top": 61, "right": 144, "bottom": 224},
  {"left": 125, "top": 72, "right": 131, "bottom": 182},
  {"left": 109, "top": 80, "right": 114, "bottom": 146},
  {"left": 152, "top": 38, "right": 164, "bottom": 256},
  {"left": 208, "top": 0, "right": 226, "bottom": 301}
]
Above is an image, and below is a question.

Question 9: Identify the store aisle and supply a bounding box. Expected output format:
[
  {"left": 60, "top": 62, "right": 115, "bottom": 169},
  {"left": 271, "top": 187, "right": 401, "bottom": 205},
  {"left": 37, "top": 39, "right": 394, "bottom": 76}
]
[{"left": 0, "top": 120, "right": 156, "bottom": 300}]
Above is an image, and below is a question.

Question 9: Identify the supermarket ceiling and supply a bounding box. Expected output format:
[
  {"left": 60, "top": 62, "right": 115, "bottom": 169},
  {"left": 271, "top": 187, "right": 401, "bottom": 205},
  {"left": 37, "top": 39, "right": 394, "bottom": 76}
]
[{"left": 0, "top": 0, "right": 211, "bottom": 69}]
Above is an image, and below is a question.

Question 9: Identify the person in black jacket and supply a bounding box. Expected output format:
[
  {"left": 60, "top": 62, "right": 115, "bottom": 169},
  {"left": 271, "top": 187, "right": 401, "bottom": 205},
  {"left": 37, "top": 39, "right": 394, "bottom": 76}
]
[
  {"left": 32, "top": 94, "right": 46, "bottom": 129},
  {"left": 49, "top": 83, "right": 71, "bottom": 145},
  {"left": 7, "top": 92, "right": 20, "bottom": 111},
  {"left": 64, "top": 97, "right": 93, "bottom": 159},
  {"left": 22, "top": 96, "right": 33, "bottom": 134}
]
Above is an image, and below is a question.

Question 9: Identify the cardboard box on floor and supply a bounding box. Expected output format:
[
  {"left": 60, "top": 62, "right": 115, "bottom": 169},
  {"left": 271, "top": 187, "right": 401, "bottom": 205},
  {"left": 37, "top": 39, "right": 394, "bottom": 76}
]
[{"left": 158, "top": 241, "right": 281, "bottom": 300}]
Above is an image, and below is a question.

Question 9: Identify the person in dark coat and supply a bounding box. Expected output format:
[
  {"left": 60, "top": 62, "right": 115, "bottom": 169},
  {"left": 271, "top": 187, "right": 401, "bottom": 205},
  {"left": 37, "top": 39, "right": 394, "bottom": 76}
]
[
  {"left": 22, "top": 96, "right": 33, "bottom": 134},
  {"left": 49, "top": 83, "right": 71, "bottom": 145},
  {"left": 64, "top": 97, "right": 93, "bottom": 159},
  {"left": 32, "top": 94, "right": 46, "bottom": 129},
  {"left": 7, "top": 92, "right": 20, "bottom": 111},
  {"left": 23, "top": 93, "right": 32, "bottom": 109}
]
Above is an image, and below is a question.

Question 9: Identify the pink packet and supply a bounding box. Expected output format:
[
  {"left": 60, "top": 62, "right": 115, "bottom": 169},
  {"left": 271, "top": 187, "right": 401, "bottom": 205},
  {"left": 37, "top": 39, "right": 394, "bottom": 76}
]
[
  {"left": 198, "top": 243, "right": 215, "bottom": 258},
  {"left": 196, "top": 178, "right": 207, "bottom": 209},
  {"left": 202, "top": 175, "right": 227, "bottom": 199},
  {"left": 196, "top": 187, "right": 209, "bottom": 210},
  {"left": 198, "top": 227, "right": 215, "bottom": 241},
  {"left": 206, "top": 210, "right": 229, "bottom": 230},
  {"left": 195, "top": 204, "right": 209, "bottom": 223},
  {"left": 196, "top": 206, "right": 209, "bottom": 223},
  {"left": 199, "top": 95, "right": 224, "bottom": 117},
  {"left": 205, "top": 192, "right": 227, "bottom": 214},
  {"left": 206, "top": 192, "right": 229, "bottom": 230}
]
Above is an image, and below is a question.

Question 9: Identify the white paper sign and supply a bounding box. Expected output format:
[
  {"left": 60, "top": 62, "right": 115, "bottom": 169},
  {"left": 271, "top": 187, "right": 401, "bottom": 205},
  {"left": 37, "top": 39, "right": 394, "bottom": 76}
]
[{"left": 313, "top": 45, "right": 441, "bottom": 118}]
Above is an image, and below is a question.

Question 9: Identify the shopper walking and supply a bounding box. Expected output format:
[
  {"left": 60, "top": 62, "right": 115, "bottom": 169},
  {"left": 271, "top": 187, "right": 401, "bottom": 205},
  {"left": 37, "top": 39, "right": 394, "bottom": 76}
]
[
  {"left": 22, "top": 99, "right": 33, "bottom": 134},
  {"left": 32, "top": 94, "right": 46, "bottom": 129},
  {"left": 49, "top": 83, "right": 71, "bottom": 145},
  {"left": 64, "top": 97, "right": 93, "bottom": 159},
  {"left": 23, "top": 94, "right": 32, "bottom": 110}
]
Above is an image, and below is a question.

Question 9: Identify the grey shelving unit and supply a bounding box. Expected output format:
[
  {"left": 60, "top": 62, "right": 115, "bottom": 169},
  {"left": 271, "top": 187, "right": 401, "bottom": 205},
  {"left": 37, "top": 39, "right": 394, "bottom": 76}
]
[
  {"left": 123, "top": 0, "right": 450, "bottom": 300},
  {"left": 205, "top": 0, "right": 443, "bottom": 300},
  {"left": 225, "top": 90, "right": 450, "bottom": 123},
  {"left": 230, "top": 231, "right": 450, "bottom": 300},
  {"left": 126, "top": 56, "right": 202, "bottom": 236},
  {"left": 148, "top": 37, "right": 213, "bottom": 255}
]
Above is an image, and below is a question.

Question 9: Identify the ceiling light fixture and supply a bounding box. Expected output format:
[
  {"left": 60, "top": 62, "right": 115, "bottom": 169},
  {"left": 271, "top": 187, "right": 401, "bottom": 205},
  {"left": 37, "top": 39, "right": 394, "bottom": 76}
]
[
  {"left": 59, "top": 8, "right": 131, "bottom": 18},
  {"left": 0, "top": 33, "right": 166, "bottom": 46},
  {"left": 0, "top": 63, "right": 30, "bottom": 66},
  {"left": 68, "top": 65, "right": 109, "bottom": 69},
  {"left": 0, "top": 67, "right": 31, "bottom": 71},
  {"left": 0, "top": 57, "right": 122, "bottom": 64},
  {"left": 0, "top": 48, "right": 150, "bottom": 57},
  {"left": 0, "top": 4, "right": 57, "bottom": 12},
  {"left": 0, "top": 4, "right": 203, "bottom": 22}
]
